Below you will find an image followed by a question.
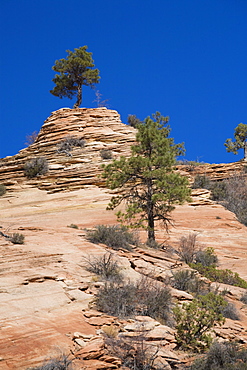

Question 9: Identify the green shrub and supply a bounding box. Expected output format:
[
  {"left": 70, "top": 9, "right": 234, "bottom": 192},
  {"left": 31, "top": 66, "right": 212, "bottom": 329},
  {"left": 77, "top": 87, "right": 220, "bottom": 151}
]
[
  {"left": 86, "top": 225, "right": 138, "bottom": 250},
  {"left": 189, "top": 263, "right": 247, "bottom": 289},
  {"left": 94, "top": 276, "right": 172, "bottom": 323},
  {"left": 190, "top": 341, "right": 247, "bottom": 369},
  {"left": 195, "top": 247, "right": 218, "bottom": 267},
  {"left": 173, "top": 292, "right": 227, "bottom": 352},
  {"left": 24, "top": 157, "right": 48, "bottom": 178},
  {"left": 84, "top": 253, "right": 122, "bottom": 282},
  {"left": 0, "top": 184, "right": 6, "bottom": 196},
  {"left": 10, "top": 233, "right": 25, "bottom": 244},
  {"left": 171, "top": 269, "right": 209, "bottom": 296},
  {"left": 100, "top": 149, "right": 113, "bottom": 160}
]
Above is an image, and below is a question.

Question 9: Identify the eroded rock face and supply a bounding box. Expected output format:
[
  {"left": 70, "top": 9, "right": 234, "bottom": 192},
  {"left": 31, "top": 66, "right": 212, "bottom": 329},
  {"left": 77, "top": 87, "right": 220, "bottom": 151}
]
[
  {"left": 1, "top": 108, "right": 247, "bottom": 368},
  {"left": 0, "top": 108, "right": 136, "bottom": 192}
]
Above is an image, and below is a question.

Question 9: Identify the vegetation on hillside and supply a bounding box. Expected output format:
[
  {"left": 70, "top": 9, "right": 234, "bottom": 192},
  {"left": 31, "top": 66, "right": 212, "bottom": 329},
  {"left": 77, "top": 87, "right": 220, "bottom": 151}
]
[
  {"left": 224, "top": 122, "right": 247, "bottom": 161},
  {"left": 102, "top": 112, "right": 191, "bottom": 243}
]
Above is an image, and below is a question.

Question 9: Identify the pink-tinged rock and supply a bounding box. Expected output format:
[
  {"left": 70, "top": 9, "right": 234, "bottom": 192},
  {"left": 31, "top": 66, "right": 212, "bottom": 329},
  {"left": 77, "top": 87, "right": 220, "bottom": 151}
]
[{"left": 76, "top": 337, "right": 104, "bottom": 359}]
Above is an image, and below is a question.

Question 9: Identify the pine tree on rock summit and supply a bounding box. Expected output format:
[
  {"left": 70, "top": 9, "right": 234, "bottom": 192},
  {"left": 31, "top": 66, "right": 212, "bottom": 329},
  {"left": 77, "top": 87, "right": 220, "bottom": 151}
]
[
  {"left": 224, "top": 123, "right": 247, "bottom": 161},
  {"left": 50, "top": 46, "right": 100, "bottom": 108},
  {"left": 102, "top": 112, "right": 191, "bottom": 243}
]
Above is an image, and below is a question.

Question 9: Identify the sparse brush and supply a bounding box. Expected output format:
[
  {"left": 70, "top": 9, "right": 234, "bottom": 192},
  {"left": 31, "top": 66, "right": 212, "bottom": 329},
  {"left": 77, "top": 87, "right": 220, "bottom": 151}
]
[
  {"left": 192, "top": 175, "right": 211, "bottom": 189},
  {"left": 28, "top": 353, "right": 73, "bottom": 370},
  {"left": 57, "top": 136, "right": 85, "bottom": 156},
  {"left": 190, "top": 341, "right": 247, "bottom": 369},
  {"left": 24, "top": 157, "right": 48, "bottom": 178},
  {"left": 0, "top": 184, "right": 6, "bottom": 196},
  {"left": 67, "top": 224, "right": 78, "bottom": 229},
  {"left": 84, "top": 252, "right": 122, "bottom": 282},
  {"left": 195, "top": 247, "right": 218, "bottom": 267},
  {"left": 178, "top": 233, "right": 199, "bottom": 264},
  {"left": 86, "top": 224, "right": 138, "bottom": 250},
  {"left": 10, "top": 233, "right": 25, "bottom": 244},
  {"left": 100, "top": 149, "right": 113, "bottom": 160},
  {"left": 171, "top": 269, "right": 209, "bottom": 296},
  {"left": 240, "top": 290, "right": 247, "bottom": 304},
  {"left": 221, "top": 302, "right": 240, "bottom": 320},
  {"left": 94, "top": 275, "right": 172, "bottom": 324}
]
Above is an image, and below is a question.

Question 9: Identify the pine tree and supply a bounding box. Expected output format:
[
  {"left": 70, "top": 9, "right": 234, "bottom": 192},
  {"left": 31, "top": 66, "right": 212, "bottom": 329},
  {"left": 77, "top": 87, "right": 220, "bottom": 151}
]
[
  {"left": 224, "top": 123, "right": 247, "bottom": 161},
  {"left": 50, "top": 46, "right": 100, "bottom": 108},
  {"left": 102, "top": 112, "right": 191, "bottom": 243}
]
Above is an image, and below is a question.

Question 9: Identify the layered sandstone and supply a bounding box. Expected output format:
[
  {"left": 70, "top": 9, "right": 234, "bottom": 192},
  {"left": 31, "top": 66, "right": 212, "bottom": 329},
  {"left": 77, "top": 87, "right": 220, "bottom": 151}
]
[
  {"left": 0, "top": 108, "right": 136, "bottom": 193},
  {"left": 0, "top": 108, "right": 247, "bottom": 369},
  {"left": 0, "top": 107, "right": 246, "bottom": 195}
]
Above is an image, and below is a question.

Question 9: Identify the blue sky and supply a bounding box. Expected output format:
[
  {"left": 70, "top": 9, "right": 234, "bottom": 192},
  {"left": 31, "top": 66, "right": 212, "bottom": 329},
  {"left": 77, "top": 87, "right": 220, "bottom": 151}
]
[{"left": 1, "top": 0, "right": 247, "bottom": 163}]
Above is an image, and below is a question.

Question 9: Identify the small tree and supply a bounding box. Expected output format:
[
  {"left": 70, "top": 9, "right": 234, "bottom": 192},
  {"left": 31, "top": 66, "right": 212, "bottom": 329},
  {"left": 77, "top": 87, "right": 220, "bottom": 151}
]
[
  {"left": 50, "top": 46, "right": 100, "bottom": 108},
  {"left": 102, "top": 112, "right": 191, "bottom": 243},
  {"left": 224, "top": 123, "right": 247, "bottom": 161},
  {"left": 173, "top": 292, "right": 227, "bottom": 352}
]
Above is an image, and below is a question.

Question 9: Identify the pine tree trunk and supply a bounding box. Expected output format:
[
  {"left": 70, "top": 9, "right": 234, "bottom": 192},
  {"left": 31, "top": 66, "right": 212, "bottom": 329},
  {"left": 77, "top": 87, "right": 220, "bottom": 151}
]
[
  {"left": 147, "top": 178, "right": 155, "bottom": 242},
  {"left": 74, "top": 84, "right": 82, "bottom": 108},
  {"left": 244, "top": 141, "right": 247, "bottom": 161}
]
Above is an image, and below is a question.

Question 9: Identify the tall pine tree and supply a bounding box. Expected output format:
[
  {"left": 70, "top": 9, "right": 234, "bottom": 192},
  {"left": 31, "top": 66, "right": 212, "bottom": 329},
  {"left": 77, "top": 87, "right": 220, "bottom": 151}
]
[{"left": 102, "top": 112, "right": 191, "bottom": 243}]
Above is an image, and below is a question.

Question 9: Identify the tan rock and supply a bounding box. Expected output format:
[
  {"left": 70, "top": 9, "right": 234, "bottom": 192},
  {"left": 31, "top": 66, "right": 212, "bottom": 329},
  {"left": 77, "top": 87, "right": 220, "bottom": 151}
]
[{"left": 76, "top": 337, "right": 104, "bottom": 359}]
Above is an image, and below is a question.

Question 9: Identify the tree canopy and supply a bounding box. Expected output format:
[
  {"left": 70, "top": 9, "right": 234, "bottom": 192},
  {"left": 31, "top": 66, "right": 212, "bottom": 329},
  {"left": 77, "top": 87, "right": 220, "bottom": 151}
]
[
  {"left": 102, "top": 112, "right": 191, "bottom": 243},
  {"left": 50, "top": 46, "right": 100, "bottom": 108},
  {"left": 224, "top": 123, "right": 247, "bottom": 161}
]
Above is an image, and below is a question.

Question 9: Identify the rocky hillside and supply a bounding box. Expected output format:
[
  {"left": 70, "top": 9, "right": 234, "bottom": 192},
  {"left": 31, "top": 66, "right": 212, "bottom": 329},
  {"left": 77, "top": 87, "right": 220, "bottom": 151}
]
[
  {"left": 0, "top": 108, "right": 247, "bottom": 369},
  {"left": 0, "top": 108, "right": 136, "bottom": 193},
  {"left": 0, "top": 107, "right": 245, "bottom": 194}
]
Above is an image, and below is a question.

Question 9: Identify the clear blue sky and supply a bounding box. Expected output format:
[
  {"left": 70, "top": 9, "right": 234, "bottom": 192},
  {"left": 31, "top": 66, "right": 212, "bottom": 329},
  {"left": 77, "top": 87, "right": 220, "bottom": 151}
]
[{"left": 1, "top": 0, "right": 247, "bottom": 163}]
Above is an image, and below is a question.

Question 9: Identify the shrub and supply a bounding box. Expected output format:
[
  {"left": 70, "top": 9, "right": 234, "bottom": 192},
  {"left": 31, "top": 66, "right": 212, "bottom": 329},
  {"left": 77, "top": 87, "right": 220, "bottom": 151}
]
[
  {"left": 190, "top": 341, "right": 247, "bottom": 370},
  {"left": 171, "top": 269, "right": 209, "bottom": 296},
  {"left": 94, "top": 276, "right": 172, "bottom": 323},
  {"left": 86, "top": 225, "right": 138, "bottom": 251},
  {"left": 127, "top": 114, "right": 142, "bottom": 128},
  {"left": 24, "top": 157, "right": 48, "bottom": 178},
  {"left": 57, "top": 136, "right": 85, "bottom": 156},
  {"left": 0, "top": 184, "right": 6, "bottom": 196},
  {"left": 240, "top": 290, "right": 247, "bottom": 304},
  {"left": 210, "top": 181, "right": 227, "bottom": 201},
  {"left": 223, "top": 174, "right": 247, "bottom": 226},
  {"left": 10, "top": 233, "right": 25, "bottom": 244},
  {"left": 174, "top": 292, "right": 227, "bottom": 353},
  {"left": 192, "top": 175, "right": 211, "bottom": 190},
  {"left": 25, "top": 131, "right": 38, "bottom": 146},
  {"left": 189, "top": 263, "right": 247, "bottom": 289},
  {"left": 222, "top": 302, "right": 240, "bottom": 320},
  {"left": 105, "top": 333, "right": 164, "bottom": 370},
  {"left": 195, "top": 247, "right": 218, "bottom": 267},
  {"left": 29, "top": 354, "right": 73, "bottom": 370},
  {"left": 177, "top": 233, "right": 199, "bottom": 264},
  {"left": 145, "top": 239, "right": 161, "bottom": 249},
  {"left": 67, "top": 224, "right": 78, "bottom": 229},
  {"left": 100, "top": 149, "right": 113, "bottom": 160},
  {"left": 84, "top": 252, "right": 122, "bottom": 282}
]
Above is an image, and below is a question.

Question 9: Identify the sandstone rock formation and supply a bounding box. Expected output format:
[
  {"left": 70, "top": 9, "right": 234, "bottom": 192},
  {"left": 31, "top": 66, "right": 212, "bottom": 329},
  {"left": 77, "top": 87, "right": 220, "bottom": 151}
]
[
  {"left": 0, "top": 108, "right": 247, "bottom": 369},
  {"left": 0, "top": 108, "right": 136, "bottom": 193}
]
